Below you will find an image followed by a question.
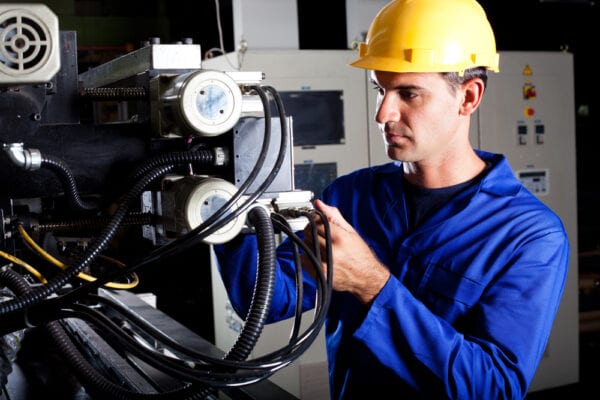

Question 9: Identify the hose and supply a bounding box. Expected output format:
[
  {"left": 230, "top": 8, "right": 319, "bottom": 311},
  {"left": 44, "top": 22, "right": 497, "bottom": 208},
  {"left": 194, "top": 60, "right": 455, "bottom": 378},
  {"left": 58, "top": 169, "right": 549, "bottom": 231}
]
[
  {"left": 40, "top": 154, "right": 98, "bottom": 214},
  {"left": 125, "top": 148, "right": 226, "bottom": 188},
  {"left": 224, "top": 205, "right": 276, "bottom": 361},
  {"left": 0, "top": 269, "right": 213, "bottom": 399},
  {"left": 0, "top": 165, "right": 175, "bottom": 319}
]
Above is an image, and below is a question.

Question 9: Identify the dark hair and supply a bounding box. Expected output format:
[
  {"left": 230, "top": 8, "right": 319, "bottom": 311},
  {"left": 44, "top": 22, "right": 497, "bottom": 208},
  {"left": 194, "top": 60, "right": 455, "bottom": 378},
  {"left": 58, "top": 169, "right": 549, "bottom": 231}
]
[{"left": 442, "top": 67, "right": 488, "bottom": 93}]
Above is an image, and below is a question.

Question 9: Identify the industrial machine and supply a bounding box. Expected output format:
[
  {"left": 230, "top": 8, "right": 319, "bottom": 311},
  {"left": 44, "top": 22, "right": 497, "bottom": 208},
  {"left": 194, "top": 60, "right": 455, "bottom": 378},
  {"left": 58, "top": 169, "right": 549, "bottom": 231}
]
[
  {"left": 0, "top": 3, "right": 580, "bottom": 398},
  {"left": 0, "top": 4, "right": 328, "bottom": 399}
]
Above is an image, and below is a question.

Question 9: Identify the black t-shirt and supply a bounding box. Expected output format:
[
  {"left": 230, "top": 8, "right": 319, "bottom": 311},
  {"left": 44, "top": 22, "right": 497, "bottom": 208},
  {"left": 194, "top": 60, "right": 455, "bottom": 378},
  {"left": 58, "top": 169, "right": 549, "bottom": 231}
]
[{"left": 404, "top": 163, "right": 491, "bottom": 229}]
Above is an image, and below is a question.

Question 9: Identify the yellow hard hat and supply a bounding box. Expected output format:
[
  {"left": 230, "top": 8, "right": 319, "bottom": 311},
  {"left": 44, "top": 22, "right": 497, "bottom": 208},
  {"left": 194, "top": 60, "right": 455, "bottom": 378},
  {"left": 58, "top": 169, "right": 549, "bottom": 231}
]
[{"left": 350, "top": 0, "right": 500, "bottom": 74}]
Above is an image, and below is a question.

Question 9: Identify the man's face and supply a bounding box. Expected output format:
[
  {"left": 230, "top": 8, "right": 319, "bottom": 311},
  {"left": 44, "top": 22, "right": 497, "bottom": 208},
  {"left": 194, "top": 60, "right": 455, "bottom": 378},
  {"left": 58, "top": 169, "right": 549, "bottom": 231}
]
[{"left": 370, "top": 71, "right": 465, "bottom": 164}]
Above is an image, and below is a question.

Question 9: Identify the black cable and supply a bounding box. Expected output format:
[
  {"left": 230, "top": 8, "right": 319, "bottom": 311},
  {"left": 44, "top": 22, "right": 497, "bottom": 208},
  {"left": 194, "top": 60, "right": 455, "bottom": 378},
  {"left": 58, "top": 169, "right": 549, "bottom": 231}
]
[
  {"left": 125, "top": 148, "right": 223, "bottom": 188},
  {"left": 68, "top": 209, "right": 327, "bottom": 374},
  {"left": 13, "top": 205, "right": 331, "bottom": 393},
  {"left": 0, "top": 146, "right": 230, "bottom": 325},
  {"left": 133, "top": 84, "right": 290, "bottom": 267},
  {"left": 269, "top": 213, "right": 304, "bottom": 342},
  {"left": 0, "top": 164, "right": 176, "bottom": 321},
  {"left": 44, "top": 321, "right": 213, "bottom": 400},
  {"left": 0, "top": 269, "right": 212, "bottom": 400},
  {"left": 40, "top": 154, "right": 98, "bottom": 214},
  {"left": 261, "top": 213, "right": 331, "bottom": 363},
  {"left": 94, "top": 84, "right": 276, "bottom": 282},
  {"left": 54, "top": 84, "right": 290, "bottom": 304},
  {"left": 0, "top": 83, "right": 333, "bottom": 393},
  {"left": 224, "top": 205, "right": 276, "bottom": 362}
]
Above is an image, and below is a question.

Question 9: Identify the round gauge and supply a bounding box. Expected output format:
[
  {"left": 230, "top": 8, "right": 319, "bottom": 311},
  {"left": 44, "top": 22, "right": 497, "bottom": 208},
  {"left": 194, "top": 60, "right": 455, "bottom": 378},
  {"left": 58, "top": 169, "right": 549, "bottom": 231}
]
[
  {"left": 179, "top": 70, "right": 243, "bottom": 136},
  {"left": 184, "top": 177, "right": 246, "bottom": 244}
]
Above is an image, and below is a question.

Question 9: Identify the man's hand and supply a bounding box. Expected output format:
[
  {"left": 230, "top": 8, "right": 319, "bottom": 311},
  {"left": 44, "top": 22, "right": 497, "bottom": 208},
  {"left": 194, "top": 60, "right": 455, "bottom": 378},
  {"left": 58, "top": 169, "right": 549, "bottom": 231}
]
[{"left": 302, "top": 199, "right": 391, "bottom": 305}]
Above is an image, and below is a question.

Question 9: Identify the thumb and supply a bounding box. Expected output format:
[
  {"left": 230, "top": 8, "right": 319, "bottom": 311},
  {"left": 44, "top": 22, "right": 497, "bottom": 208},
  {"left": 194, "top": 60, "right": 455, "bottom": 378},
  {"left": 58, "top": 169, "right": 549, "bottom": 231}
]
[{"left": 314, "top": 199, "right": 354, "bottom": 232}]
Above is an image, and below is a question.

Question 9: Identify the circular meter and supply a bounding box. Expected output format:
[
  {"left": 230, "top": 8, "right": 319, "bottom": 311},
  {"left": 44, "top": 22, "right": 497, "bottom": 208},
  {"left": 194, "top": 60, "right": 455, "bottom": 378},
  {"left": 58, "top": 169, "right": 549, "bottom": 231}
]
[
  {"left": 183, "top": 177, "right": 246, "bottom": 244},
  {"left": 169, "top": 70, "right": 243, "bottom": 137}
]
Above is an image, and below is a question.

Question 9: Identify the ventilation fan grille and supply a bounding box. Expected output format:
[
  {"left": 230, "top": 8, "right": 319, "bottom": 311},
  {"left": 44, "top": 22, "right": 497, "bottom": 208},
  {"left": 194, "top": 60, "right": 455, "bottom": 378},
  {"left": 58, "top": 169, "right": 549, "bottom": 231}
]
[{"left": 0, "top": 5, "right": 60, "bottom": 83}]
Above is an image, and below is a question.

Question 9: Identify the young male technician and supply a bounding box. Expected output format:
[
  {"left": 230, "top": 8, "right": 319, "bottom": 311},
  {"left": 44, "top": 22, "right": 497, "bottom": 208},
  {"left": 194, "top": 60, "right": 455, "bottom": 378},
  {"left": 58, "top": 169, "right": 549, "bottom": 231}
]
[{"left": 214, "top": 0, "right": 570, "bottom": 398}]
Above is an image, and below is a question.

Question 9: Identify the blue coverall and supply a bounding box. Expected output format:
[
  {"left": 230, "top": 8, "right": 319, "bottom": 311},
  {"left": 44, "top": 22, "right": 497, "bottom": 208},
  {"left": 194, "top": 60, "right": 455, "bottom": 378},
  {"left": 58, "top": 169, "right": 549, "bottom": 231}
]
[{"left": 213, "top": 150, "right": 570, "bottom": 399}]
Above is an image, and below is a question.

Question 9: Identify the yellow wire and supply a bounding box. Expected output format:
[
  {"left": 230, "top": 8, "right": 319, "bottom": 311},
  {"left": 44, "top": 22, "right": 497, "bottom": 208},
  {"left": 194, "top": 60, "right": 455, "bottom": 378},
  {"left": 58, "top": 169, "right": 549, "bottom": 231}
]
[
  {"left": 0, "top": 250, "right": 48, "bottom": 284},
  {"left": 17, "top": 224, "right": 139, "bottom": 289}
]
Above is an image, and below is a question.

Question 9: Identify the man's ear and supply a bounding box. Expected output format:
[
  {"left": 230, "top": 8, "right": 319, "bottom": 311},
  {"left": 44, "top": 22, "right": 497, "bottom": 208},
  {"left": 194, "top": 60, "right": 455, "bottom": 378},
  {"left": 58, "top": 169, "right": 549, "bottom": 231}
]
[{"left": 460, "top": 78, "right": 485, "bottom": 116}]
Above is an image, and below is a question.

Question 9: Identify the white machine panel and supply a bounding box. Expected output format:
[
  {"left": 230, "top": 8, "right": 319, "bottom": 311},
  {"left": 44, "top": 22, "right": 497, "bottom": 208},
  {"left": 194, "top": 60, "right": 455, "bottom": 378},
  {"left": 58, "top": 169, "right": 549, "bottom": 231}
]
[{"left": 203, "top": 50, "right": 371, "bottom": 199}]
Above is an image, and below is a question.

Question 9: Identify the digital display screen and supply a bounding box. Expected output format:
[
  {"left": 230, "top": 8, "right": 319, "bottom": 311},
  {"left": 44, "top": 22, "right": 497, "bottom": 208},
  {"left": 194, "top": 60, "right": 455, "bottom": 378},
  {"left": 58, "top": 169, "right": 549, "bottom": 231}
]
[{"left": 271, "top": 90, "right": 345, "bottom": 147}]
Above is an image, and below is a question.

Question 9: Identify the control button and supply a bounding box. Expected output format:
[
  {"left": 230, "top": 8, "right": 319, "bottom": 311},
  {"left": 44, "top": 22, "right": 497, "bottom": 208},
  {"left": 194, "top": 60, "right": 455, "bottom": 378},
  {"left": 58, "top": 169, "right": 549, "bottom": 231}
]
[{"left": 524, "top": 106, "right": 535, "bottom": 118}]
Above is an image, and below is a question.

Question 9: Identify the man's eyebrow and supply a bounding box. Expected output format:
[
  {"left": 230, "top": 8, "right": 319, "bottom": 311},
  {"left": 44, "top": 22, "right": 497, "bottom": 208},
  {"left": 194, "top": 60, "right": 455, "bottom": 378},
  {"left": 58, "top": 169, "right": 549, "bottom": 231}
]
[{"left": 370, "top": 79, "right": 424, "bottom": 91}]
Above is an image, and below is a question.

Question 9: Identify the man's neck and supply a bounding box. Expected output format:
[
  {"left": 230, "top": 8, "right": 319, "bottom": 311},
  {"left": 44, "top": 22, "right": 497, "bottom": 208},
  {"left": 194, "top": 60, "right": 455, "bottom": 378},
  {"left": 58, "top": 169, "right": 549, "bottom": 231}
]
[{"left": 402, "top": 148, "right": 486, "bottom": 189}]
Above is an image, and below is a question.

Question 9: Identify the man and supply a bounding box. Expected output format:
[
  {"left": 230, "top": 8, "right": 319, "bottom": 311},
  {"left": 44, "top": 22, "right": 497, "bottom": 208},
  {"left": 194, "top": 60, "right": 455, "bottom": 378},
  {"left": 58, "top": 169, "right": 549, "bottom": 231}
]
[{"left": 214, "top": 0, "right": 570, "bottom": 398}]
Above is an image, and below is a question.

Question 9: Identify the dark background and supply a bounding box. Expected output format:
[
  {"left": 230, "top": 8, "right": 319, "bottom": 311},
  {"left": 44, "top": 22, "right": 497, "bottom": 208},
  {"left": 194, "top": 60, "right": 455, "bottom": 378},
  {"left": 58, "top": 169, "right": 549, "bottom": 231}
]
[{"left": 29, "top": 0, "right": 600, "bottom": 252}]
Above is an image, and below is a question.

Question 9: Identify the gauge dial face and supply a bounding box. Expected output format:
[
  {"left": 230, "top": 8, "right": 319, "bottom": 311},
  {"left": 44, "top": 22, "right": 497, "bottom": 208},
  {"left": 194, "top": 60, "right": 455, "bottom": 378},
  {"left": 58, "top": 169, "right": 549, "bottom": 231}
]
[{"left": 180, "top": 70, "right": 243, "bottom": 136}]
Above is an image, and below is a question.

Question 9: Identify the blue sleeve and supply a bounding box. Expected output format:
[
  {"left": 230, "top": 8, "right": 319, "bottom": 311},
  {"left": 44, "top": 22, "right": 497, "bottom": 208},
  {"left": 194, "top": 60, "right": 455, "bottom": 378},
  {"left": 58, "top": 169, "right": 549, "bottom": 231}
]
[
  {"left": 213, "top": 233, "right": 318, "bottom": 323},
  {"left": 353, "top": 230, "right": 569, "bottom": 398}
]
